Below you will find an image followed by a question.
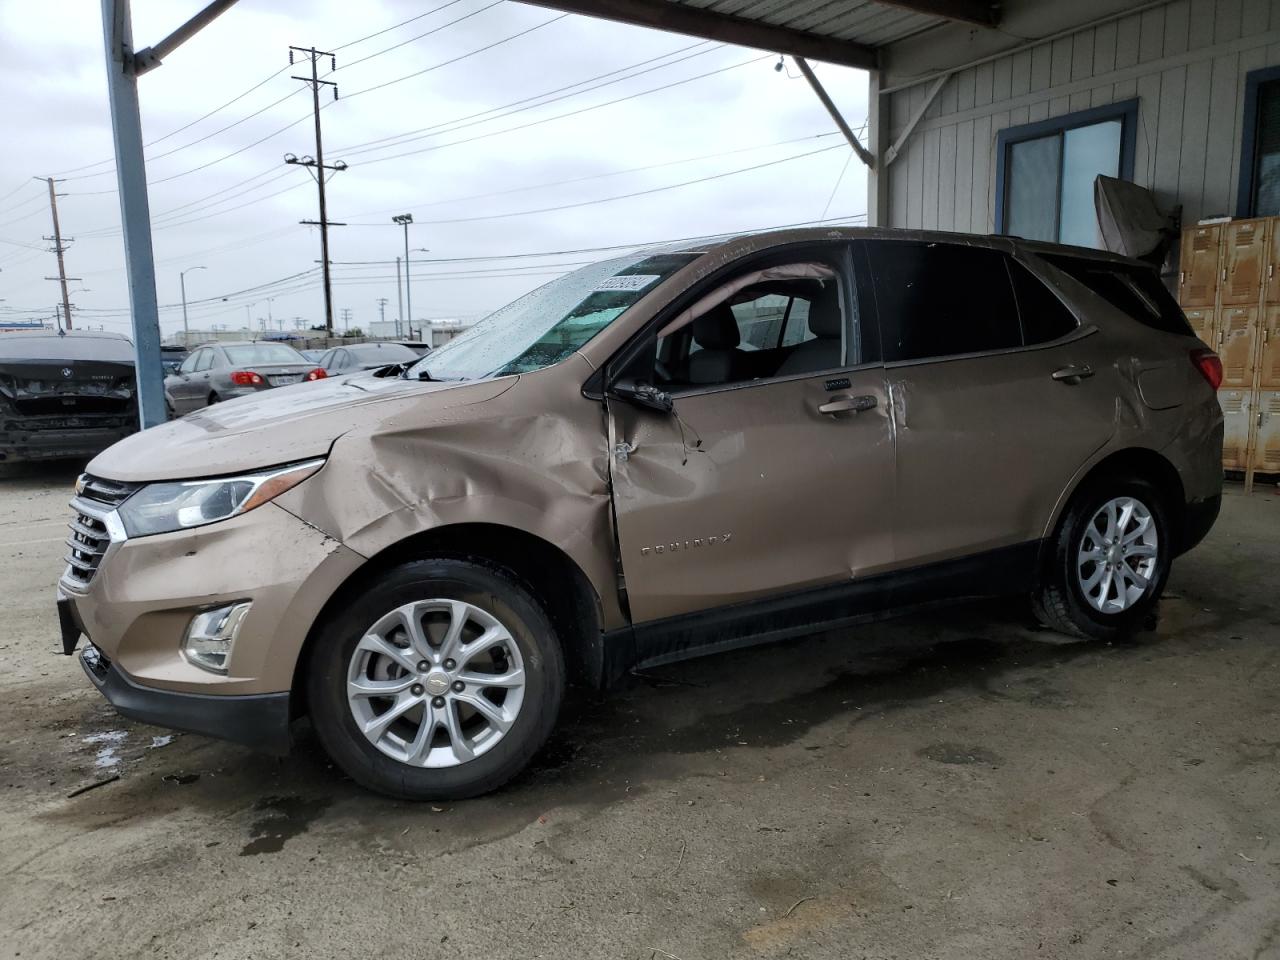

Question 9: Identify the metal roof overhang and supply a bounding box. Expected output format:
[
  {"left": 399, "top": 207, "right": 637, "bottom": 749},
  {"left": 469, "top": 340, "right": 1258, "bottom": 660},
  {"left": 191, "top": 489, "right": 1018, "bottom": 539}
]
[{"left": 515, "top": 0, "right": 1001, "bottom": 71}]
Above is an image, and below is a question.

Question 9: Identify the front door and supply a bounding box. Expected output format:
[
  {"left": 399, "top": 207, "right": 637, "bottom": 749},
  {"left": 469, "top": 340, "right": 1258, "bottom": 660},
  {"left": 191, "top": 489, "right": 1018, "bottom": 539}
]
[
  {"left": 168, "top": 349, "right": 206, "bottom": 414},
  {"left": 865, "top": 239, "right": 1116, "bottom": 567},
  {"left": 607, "top": 244, "right": 895, "bottom": 624}
]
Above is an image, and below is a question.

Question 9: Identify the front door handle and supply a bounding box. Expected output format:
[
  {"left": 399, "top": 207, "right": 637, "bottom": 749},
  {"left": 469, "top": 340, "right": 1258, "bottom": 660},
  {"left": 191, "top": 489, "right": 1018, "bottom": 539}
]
[
  {"left": 1051, "top": 364, "right": 1094, "bottom": 384},
  {"left": 817, "top": 394, "right": 877, "bottom": 416}
]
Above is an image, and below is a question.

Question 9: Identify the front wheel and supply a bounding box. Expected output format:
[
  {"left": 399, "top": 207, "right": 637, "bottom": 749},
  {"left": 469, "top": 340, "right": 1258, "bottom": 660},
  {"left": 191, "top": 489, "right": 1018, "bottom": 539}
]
[
  {"left": 306, "top": 558, "right": 565, "bottom": 800},
  {"left": 1033, "top": 477, "right": 1172, "bottom": 641}
]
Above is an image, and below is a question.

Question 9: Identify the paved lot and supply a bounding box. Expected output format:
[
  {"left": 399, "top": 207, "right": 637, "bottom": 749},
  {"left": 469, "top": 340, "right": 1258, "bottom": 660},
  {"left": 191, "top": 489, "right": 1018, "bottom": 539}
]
[{"left": 1, "top": 462, "right": 1277, "bottom": 960}]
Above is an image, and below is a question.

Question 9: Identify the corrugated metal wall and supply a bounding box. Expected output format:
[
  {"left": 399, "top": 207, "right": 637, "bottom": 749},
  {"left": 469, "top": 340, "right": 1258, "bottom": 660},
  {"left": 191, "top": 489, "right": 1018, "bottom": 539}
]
[{"left": 883, "top": 0, "right": 1280, "bottom": 233}]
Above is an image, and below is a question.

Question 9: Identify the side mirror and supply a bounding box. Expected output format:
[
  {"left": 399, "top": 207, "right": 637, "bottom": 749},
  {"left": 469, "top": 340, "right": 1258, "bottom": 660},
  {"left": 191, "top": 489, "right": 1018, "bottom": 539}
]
[{"left": 610, "top": 378, "right": 674, "bottom": 413}]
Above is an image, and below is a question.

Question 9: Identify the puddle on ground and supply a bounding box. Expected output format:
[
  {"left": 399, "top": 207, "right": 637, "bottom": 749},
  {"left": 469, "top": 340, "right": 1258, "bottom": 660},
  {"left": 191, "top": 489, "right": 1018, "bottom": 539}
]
[
  {"left": 917, "top": 742, "right": 1005, "bottom": 766},
  {"left": 82, "top": 731, "right": 127, "bottom": 771},
  {"left": 240, "top": 794, "right": 334, "bottom": 856}
]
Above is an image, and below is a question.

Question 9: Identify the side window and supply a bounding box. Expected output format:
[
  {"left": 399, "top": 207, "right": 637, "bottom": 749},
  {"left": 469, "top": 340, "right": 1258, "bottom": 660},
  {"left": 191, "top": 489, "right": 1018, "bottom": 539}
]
[
  {"left": 729, "top": 294, "right": 789, "bottom": 351},
  {"left": 197, "top": 350, "right": 217, "bottom": 371},
  {"left": 178, "top": 351, "right": 200, "bottom": 374},
  {"left": 780, "top": 299, "right": 813, "bottom": 347},
  {"left": 652, "top": 257, "right": 853, "bottom": 390},
  {"left": 1041, "top": 254, "right": 1194, "bottom": 335},
  {"left": 868, "top": 241, "right": 1021, "bottom": 362},
  {"left": 1008, "top": 260, "right": 1079, "bottom": 344}
]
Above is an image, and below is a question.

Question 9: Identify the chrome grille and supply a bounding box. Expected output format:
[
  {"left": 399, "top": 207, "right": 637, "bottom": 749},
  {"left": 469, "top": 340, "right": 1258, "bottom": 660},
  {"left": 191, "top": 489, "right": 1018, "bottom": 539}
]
[{"left": 63, "top": 474, "right": 136, "bottom": 587}]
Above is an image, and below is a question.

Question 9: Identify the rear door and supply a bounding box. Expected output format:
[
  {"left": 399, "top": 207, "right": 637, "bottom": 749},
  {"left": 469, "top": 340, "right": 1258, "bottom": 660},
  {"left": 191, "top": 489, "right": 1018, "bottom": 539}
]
[
  {"left": 866, "top": 239, "right": 1116, "bottom": 567},
  {"left": 607, "top": 243, "right": 896, "bottom": 623}
]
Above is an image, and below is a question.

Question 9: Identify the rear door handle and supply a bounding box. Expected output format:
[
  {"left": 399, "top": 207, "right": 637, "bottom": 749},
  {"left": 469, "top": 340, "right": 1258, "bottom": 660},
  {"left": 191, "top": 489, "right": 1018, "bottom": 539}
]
[
  {"left": 1051, "top": 364, "right": 1094, "bottom": 384},
  {"left": 817, "top": 394, "right": 877, "bottom": 415}
]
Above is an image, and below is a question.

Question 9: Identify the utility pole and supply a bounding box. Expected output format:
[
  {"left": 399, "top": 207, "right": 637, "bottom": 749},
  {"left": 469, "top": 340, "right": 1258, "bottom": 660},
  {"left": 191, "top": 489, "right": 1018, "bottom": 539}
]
[
  {"left": 40, "top": 177, "right": 75, "bottom": 330},
  {"left": 395, "top": 256, "right": 403, "bottom": 338},
  {"left": 286, "top": 45, "right": 346, "bottom": 338},
  {"left": 376, "top": 298, "right": 388, "bottom": 326},
  {"left": 340, "top": 307, "right": 352, "bottom": 331},
  {"left": 392, "top": 213, "right": 413, "bottom": 335}
]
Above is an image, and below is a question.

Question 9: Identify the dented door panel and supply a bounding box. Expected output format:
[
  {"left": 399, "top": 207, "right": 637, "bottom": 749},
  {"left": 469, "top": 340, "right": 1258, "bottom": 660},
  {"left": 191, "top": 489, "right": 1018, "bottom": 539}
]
[
  {"left": 888, "top": 334, "right": 1117, "bottom": 567},
  {"left": 608, "top": 370, "right": 894, "bottom": 623}
]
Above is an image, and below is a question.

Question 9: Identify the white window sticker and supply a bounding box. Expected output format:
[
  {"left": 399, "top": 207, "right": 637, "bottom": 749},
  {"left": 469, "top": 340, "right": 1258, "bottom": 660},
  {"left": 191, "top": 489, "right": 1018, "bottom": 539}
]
[{"left": 595, "top": 274, "right": 660, "bottom": 292}]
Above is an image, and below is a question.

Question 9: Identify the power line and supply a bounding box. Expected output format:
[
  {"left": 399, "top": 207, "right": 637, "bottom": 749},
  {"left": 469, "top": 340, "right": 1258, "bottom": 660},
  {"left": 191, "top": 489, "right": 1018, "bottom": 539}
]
[
  {"left": 28, "top": 213, "right": 871, "bottom": 320},
  {"left": 337, "top": 131, "right": 841, "bottom": 220},
  {"left": 334, "top": 0, "right": 472, "bottom": 50},
  {"left": 340, "top": 0, "right": 506, "bottom": 70},
  {"left": 346, "top": 142, "right": 848, "bottom": 226},
  {"left": 341, "top": 13, "right": 570, "bottom": 100},
  {"left": 332, "top": 41, "right": 718, "bottom": 159},
  {"left": 345, "top": 55, "right": 770, "bottom": 170}
]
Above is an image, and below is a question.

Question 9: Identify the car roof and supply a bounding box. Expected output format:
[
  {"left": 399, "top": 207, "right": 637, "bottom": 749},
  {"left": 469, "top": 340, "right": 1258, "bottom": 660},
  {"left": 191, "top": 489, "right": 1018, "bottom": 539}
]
[{"left": 620, "top": 226, "right": 1146, "bottom": 270}]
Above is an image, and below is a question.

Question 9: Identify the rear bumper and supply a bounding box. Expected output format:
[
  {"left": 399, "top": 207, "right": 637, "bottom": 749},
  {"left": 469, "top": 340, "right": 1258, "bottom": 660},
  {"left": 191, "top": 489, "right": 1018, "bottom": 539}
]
[
  {"left": 1176, "top": 493, "right": 1221, "bottom": 556},
  {"left": 0, "top": 422, "right": 135, "bottom": 461},
  {"left": 80, "top": 643, "right": 292, "bottom": 755}
]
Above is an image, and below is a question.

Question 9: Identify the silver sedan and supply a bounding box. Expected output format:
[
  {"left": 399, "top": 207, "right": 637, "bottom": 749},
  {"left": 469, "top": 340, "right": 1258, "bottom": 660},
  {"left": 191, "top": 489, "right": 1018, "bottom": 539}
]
[{"left": 164, "top": 341, "right": 327, "bottom": 415}]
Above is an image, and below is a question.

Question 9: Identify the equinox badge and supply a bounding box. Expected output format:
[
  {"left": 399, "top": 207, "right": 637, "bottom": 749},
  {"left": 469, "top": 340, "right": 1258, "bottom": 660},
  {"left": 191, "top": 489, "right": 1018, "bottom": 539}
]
[{"left": 641, "top": 533, "right": 732, "bottom": 557}]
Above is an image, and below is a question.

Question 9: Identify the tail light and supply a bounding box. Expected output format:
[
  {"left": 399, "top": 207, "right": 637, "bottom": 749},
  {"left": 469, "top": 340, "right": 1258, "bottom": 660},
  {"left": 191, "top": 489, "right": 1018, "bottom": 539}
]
[
  {"left": 229, "top": 370, "right": 264, "bottom": 386},
  {"left": 305, "top": 368, "right": 327, "bottom": 381},
  {"left": 1190, "top": 348, "right": 1223, "bottom": 391}
]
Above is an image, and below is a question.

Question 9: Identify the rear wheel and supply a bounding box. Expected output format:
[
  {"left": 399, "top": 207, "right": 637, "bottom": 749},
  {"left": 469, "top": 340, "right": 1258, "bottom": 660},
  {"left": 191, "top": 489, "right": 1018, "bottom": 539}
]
[
  {"left": 207, "top": 392, "right": 220, "bottom": 405},
  {"left": 1034, "top": 476, "right": 1172, "bottom": 641},
  {"left": 306, "top": 558, "right": 564, "bottom": 800}
]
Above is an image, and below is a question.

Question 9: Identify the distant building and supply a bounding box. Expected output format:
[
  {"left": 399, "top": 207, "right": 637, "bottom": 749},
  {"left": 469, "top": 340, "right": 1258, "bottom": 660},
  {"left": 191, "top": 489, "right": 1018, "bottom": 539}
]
[{"left": 427, "top": 319, "right": 471, "bottom": 349}]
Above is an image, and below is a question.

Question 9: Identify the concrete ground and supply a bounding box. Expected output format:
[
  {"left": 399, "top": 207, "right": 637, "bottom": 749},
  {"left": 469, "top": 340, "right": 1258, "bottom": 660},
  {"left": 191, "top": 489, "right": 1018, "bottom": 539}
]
[{"left": 1, "top": 463, "right": 1277, "bottom": 960}]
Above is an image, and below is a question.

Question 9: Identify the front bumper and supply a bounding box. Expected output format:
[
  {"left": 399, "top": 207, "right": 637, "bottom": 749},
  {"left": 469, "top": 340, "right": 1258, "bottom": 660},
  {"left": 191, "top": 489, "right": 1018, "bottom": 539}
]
[
  {"left": 80, "top": 643, "right": 292, "bottom": 754},
  {"left": 58, "top": 499, "right": 366, "bottom": 696}
]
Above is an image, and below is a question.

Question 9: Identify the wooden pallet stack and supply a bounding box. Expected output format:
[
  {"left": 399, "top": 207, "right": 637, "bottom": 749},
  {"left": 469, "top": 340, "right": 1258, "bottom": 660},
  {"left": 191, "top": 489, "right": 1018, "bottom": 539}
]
[{"left": 1178, "top": 219, "right": 1280, "bottom": 491}]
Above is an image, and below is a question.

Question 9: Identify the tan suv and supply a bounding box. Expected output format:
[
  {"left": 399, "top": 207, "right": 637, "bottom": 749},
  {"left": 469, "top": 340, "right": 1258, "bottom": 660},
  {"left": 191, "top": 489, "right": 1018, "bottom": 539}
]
[{"left": 56, "top": 228, "right": 1224, "bottom": 800}]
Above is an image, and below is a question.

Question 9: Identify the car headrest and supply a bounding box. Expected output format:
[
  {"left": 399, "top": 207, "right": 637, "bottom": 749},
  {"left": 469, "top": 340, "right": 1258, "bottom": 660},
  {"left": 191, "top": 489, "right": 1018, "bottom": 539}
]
[
  {"left": 693, "top": 303, "right": 741, "bottom": 350},
  {"left": 808, "top": 290, "right": 842, "bottom": 339}
]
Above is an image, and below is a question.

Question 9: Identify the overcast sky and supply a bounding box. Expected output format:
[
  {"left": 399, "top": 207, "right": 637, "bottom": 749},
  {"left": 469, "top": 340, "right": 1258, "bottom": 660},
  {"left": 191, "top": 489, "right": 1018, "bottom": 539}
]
[{"left": 0, "top": 0, "right": 868, "bottom": 338}]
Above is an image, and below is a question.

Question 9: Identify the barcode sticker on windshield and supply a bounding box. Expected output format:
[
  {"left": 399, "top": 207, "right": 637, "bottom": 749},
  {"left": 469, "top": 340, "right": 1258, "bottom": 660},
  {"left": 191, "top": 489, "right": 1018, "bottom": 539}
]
[{"left": 595, "top": 275, "right": 661, "bottom": 292}]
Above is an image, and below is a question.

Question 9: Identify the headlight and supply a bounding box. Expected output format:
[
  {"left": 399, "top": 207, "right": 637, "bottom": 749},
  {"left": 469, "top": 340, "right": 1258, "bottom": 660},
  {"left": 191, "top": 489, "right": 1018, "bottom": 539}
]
[{"left": 117, "top": 459, "right": 324, "bottom": 537}]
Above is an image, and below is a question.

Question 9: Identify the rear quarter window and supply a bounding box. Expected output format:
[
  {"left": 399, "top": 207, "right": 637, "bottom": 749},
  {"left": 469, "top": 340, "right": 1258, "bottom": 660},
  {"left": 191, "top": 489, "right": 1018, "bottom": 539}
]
[{"left": 1042, "top": 255, "right": 1193, "bottom": 335}]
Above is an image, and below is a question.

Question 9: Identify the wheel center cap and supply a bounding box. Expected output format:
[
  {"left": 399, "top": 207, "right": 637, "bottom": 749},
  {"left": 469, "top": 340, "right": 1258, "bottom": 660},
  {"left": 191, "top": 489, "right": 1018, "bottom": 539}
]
[
  {"left": 423, "top": 671, "right": 451, "bottom": 696},
  {"left": 1107, "top": 544, "right": 1125, "bottom": 565}
]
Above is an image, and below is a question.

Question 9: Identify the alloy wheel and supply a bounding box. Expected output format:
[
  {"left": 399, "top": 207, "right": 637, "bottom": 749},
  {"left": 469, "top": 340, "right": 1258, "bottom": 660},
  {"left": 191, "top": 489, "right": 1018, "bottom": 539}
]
[
  {"left": 1076, "top": 496, "right": 1159, "bottom": 614},
  {"left": 346, "top": 599, "right": 526, "bottom": 768}
]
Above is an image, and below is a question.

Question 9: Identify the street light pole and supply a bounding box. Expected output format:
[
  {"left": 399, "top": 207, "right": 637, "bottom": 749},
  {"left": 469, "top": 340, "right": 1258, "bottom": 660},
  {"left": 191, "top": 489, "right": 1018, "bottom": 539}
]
[
  {"left": 414, "top": 247, "right": 431, "bottom": 342},
  {"left": 179, "top": 265, "right": 205, "bottom": 347},
  {"left": 392, "top": 213, "right": 412, "bottom": 336}
]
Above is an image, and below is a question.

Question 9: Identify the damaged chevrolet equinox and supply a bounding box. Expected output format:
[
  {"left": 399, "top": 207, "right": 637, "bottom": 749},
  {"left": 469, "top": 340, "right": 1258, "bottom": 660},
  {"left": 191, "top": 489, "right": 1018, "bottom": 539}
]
[{"left": 58, "top": 228, "right": 1224, "bottom": 800}]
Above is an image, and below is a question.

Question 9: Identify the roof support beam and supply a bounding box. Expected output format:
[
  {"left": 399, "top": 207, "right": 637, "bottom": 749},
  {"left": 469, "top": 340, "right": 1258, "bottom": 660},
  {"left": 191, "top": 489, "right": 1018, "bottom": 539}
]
[
  {"left": 133, "top": 0, "right": 238, "bottom": 75},
  {"left": 794, "top": 57, "right": 875, "bottom": 169},
  {"left": 873, "top": 0, "right": 1000, "bottom": 28},
  {"left": 515, "top": 0, "right": 879, "bottom": 71},
  {"left": 884, "top": 71, "right": 950, "bottom": 164}
]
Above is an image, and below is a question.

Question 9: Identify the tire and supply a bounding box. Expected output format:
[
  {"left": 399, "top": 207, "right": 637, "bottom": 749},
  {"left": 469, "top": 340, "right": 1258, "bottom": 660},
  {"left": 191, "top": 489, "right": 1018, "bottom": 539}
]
[
  {"left": 306, "top": 558, "right": 565, "bottom": 800},
  {"left": 1033, "top": 475, "right": 1173, "bottom": 641},
  {"left": 207, "top": 392, "right": 220, "bottom": 405}
]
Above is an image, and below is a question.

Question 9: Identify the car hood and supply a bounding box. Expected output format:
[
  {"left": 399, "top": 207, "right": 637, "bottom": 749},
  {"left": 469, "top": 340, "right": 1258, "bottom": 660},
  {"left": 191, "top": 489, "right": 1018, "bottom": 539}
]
[{"left": 88, "top": 373, "right": 517, "bottom": 482}]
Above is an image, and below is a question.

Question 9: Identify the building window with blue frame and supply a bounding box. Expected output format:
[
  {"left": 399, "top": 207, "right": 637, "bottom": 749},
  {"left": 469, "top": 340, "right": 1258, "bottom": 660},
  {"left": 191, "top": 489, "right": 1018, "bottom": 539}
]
[
  {"left": 995, "top": 99, "right": 1138, "bottom": 248},
  {"left": 1236, "top": 66, "right": 1280, "bottom": 218}
]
